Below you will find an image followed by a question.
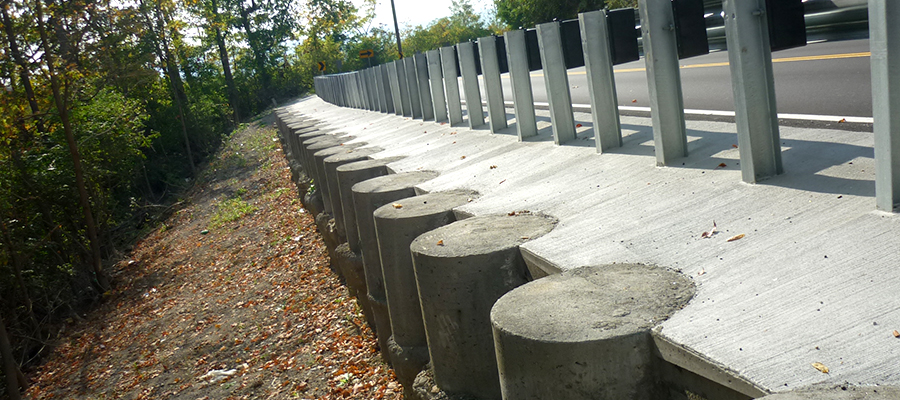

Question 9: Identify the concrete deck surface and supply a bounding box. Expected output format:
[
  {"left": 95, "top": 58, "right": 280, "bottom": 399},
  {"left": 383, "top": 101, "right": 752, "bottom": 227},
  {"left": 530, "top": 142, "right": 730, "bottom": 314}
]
[{"left": 286, "top": 95, "right": 900, "bottom": 395}]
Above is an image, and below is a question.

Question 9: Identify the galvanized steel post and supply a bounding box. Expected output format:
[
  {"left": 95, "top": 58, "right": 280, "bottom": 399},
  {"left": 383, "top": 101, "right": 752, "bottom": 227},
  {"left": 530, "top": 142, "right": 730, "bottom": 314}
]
[
  {"left": 415, "top": 52, "right": 435, "bottom": 121},
  {"left": 537, "top": 21, "right": 577, "bottom": 144},
  {"left": 504, "top": 29, "right": 538, "bottom": 140},
  {"left": 580, "top": 10, "right": 623, "bottom": 153},
  {"left": 870, "top": 0, "right": 900, "bottom": 211},
  {"left": 427, "top": 49, "right": 449, "bottom": 122},
  {"left": 457, "top": 41, "right": 485, "bottom": 128},
  {"left": 404, "top": 57, "right": 423, "bottom": 118},
  {"left": 478, "top": 35, "right": 508, "bottom": 133},
  {"left": 440, "top": 46, "right": 465, "bottom": 125},
  {"left": 638, "top": 0, "right": 688, "bottom": 165}
]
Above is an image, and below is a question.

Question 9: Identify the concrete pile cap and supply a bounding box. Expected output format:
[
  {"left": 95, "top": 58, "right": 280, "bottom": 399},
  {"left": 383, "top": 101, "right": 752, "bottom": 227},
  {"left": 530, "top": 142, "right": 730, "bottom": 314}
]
[
  {"left": 297, "top": 129, "right": 334, "bottom": 140},
  {"left": 491, "top": 263, "right": 695, "bottom": 342},
  {"left": 411, "top": 213, "right": 556, "bottom": 258},
  {"left": 351, "top": 171, "right": 440, "bottom": 195},
  {"left": 336, "top": 156, "right": 405, "bottom": 174},
  {"left": 373, "top": 189, "right": 477, "bottom": 220},
  {"left": 307, "top": 135, "right": 357, "bottom": 151},
  {"left": 313, "top": 142, "right": 366, "bottom": 158},
  {"left": 323, "top": 147, "right": 385, "bottom": 164},
  {"left": 759, "top": 386, "right": 900, "bottom": 399}
]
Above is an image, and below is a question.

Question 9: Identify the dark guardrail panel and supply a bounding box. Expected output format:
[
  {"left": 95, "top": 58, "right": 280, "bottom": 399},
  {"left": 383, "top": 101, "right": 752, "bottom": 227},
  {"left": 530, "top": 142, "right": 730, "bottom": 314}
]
[
  {"left": 672, "top": 0, "right": 710, "bottom": 59},
  {"left": 766, "top": 0, "right": 807, "bottom": 51},
  {"left": 495, "top": 35, "right": 510, "bottom": 74},
  {"left": 607, "top": 8, "right": 640, "bottom": 65},
  {"left": 560, "top": 19, "right": 586, "bottom": 69},
  {"left": 525, "top": 28, "right": 543, "bottom": 71}
]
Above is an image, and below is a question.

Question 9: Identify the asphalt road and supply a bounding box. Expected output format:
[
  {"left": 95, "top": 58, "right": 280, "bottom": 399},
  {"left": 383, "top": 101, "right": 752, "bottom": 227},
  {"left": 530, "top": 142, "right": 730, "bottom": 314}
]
[{"left": 496, "top": 38, "right": 872, "bottom": 122}]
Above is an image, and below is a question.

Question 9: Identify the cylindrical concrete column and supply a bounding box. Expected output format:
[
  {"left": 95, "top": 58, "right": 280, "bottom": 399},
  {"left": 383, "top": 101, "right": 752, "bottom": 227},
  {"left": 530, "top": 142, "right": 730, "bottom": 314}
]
[
  {"left": 352, "top": 171, "right": 440, "bottom": 361},
  {"left": 336, "top": 157, "right": 405, "bottom": 254},
  {"left": 491, "top": 264, "right": 695, "bottom": 400},
  {"left": 411, "top": 214, "right": 556, "bottom": 400},
  {"left": 306, "top": 137, "right": 357, "bottom": 213},
  {"left": 323, "top": 147, "right": 385, "bottom": 239},
  {"left": 313, "top": 143, "right": 367, "bottom": 216},
  {"left": 372, "top": 190, "right": 477, "bottom": 391}
]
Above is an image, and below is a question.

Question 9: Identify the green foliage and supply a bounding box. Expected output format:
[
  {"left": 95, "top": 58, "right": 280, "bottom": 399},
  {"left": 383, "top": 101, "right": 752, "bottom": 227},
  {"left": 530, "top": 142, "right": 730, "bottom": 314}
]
[
  {"left": 401, "top": 0, "right": 497, "bottom": 55},
  {"left": 494, "top": 0, "right": 637, "bottom": 29},
  {"left": 210, "top": 197, "right": 258, "bottom": 228}
]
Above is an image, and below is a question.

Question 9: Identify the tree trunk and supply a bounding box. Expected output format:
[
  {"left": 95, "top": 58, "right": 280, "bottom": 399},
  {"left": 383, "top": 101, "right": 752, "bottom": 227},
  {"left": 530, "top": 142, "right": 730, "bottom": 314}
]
[
  {"left": 236, "top": 1, "right": 271, "bottom": 97},
  {"left": 0, "top": 310, "right": 23, "bottom": 400},
  {"left": 1, "top": 3, "right": 44, "bottom": 134},
  {"left": 210, "top": 0, "right": 240, "bottom": 125},
  {"left": 34, "top": 0, "right": 110, "bottom": 292}
]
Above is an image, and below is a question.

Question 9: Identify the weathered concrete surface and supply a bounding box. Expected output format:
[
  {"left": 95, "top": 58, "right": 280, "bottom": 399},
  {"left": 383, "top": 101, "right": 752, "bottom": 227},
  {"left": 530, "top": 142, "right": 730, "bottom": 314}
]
[
  {"left": 351, "top": 171, "right": 441, "bottom": 362},
  {"left": 758, "top": 385, "right": 900, "bottom": 399},
  {"left": 321, "top": 146, "right": 383, "bottom": 237},
  {"left": 491, "top": 264, "right": 695, "bottom": 400},
  {"left": 373, "top": 190, "right": 478, "bottom": 393},
  {"left": 284, "top": 96, "right": 900, "bottom": 395},
  {"left": 411, "top": 214, "right": 556, "bottom": 400},
  {"left": 336, "top": 157, "right": 406, "bottom": 253}
]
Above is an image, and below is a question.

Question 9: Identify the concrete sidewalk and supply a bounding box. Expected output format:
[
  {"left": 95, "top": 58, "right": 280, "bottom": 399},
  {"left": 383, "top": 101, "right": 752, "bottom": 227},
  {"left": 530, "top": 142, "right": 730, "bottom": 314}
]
[{"left": 287, "top": 95, "right": 899, "bottom": 395}]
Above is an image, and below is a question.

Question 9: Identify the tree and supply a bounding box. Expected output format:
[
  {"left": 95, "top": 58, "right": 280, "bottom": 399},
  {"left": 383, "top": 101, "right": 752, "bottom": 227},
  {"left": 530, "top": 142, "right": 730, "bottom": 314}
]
[
  {"left": 401, "top": 0, "right": 495, "bottom": 55},
  {"left": 494, "top": 0, "right": 636, "bottom": 29}
]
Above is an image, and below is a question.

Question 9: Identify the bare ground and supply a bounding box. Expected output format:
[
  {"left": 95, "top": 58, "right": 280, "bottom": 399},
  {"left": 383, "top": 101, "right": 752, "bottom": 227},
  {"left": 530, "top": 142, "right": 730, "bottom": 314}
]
[{"left": 25, "top": 112, "right": 402, "bottom": 399}]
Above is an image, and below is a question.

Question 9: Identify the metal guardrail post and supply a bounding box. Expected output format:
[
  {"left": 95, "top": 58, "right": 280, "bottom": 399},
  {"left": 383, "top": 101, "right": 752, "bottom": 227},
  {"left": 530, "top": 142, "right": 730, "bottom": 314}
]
[
  {"left": 457, "top": 41, "right": 485, "bottom": 128},
  {"left": 478, "top": 35, "right": 508, "bottom": 133},
  {"left": 427, "top": 49, "right": 449, "bottom": 122},
  {"left": 404, "top": 57, "right": 423, "bottom": 118},
  {"left": 638, "top": 0, "right": 688, "bottom": 165},
  {"left": 723, "top": 0, "right": 783, "bottom": 183},
  {"left": 580, "top": 10, "right": 623, "bottom": 153},
  {"left": 415, "top": 52, "right": 435, "bottom": 121},
  {"left": 396, "top": 60, "right": 413, "bottom": 117},
  {"left": 537, "top": 21, "right": 577, "bottom": 144},
  {"left": 870, "top": 0, "right": 900, "bottom": 211},
  {"left": 440, "top": 46, "right": 464, "bottom": 125},
  {"left": 504, "top": 29, "right": 538, "bottom": 140},
  {"left": 387, "top": 61, "right": 403, "bottom": 115},
  {"left": 368, "top": 68, "right": 379, "bottom": 111}
]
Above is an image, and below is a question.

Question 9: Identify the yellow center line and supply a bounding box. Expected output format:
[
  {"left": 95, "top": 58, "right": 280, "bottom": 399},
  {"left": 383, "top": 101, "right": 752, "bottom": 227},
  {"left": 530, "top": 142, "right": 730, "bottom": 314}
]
[{"left": 518, "top": 51, "right": 871, "bottom": 77}]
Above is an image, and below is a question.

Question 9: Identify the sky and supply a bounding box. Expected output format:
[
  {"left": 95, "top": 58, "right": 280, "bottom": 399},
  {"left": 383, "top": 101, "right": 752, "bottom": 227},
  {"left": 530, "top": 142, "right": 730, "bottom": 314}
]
[{"left": 353, "top": 0, "right": 495, "bottom": 31}]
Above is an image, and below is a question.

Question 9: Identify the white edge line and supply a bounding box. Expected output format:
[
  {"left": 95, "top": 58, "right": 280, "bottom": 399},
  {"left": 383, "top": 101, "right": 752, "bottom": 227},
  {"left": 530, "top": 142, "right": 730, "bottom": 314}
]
[{"left": 490, "top": 101, "right": 874, "bottom": 124}]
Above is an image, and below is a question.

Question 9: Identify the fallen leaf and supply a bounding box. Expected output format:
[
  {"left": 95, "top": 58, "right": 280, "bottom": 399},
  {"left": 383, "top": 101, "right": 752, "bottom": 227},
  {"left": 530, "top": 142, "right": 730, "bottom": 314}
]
[
  {"left": 732, "top": 144, "right": 738, "bottom": 148},
  {"left": 450, "top": 132, "right": 457, "bottom": 135},
  {"left": 499, "top": 179, "right": 506, "bottom": 185},
  {"left": 576, "top": 124, "right": 583, "bottom": 128},
  {"left": 436, "top": 240, "right": 444, "bottom": 246},
  {"left": 893, "top": 330, "right": 899, "bottom": 338},
  {"left": 392, "top": 203, "right": 403, "bottom": 209},
  {"left": 698, "top": 269, "right": 706, "bottom": 276},
  {"left": 700, "top": 221, "right": 718, "bottom": 239},
  {"left": 812, "top": 362, "right": 829, "bottom": 374},
  {"left": 631, "top": 99, "right": 637, "bottom": 103},
  {"left": 489, "top": 165, "right": 497, "bottom": 169},
  {"left": 727, "top": 234, "right": 745, "bottom": 242},
  {"left": 715, "top": 163, "right": 727, "bottom": 169},
  {"left": 460, "top": 156, "right": 466, "bottom": 160},
  {"left": 838, "top": 118, "right": 846, "bottom": 123}
]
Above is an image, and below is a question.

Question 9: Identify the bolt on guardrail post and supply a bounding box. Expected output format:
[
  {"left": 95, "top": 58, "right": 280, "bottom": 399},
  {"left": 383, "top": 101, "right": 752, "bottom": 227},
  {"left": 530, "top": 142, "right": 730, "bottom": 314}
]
[
  {"left": 396, "top": 60, "right": 413, "bottom": 117},
  {"left": 504, "top": 29, "right": 538, "bottom": 140},
  {"left": 478, "top": 35, "right": 508, "bottom": 133},
  {"left": 404, "top": 57, "right": 423, "bottom": 118},
  {"left": 638, "top": 0, "right": 688, "bottom": 166},
  {"left": 387, "top": 61, "right": 403, "bottom": 115},
  {"left": 723, "top": 0, "right": 783, "bottom": 183},
  {"left": 427, "top": 49, "right": 449, "bottom": 122},
  {"left": 870, "top": 0, "right": 900, "bottom": 212},
  {"left": 537, "top": 21, "right": 577, "bottom": 144},
  {"left": 415, "top": 53, "right": 435, "bottom": 121},
  {"left": 580, "top": 10, "right": 623, "bottom": 153},
  {"left": 457, "top": 41, "right": 485, "bottom": 128}
]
